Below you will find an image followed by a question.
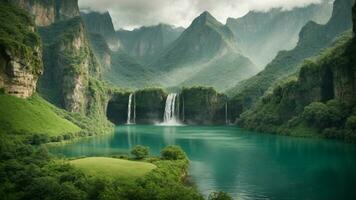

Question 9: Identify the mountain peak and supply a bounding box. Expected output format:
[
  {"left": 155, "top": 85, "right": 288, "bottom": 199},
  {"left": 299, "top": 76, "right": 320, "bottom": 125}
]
[{"left": 192, "top": 11, "right": 222, "bottom": 27}]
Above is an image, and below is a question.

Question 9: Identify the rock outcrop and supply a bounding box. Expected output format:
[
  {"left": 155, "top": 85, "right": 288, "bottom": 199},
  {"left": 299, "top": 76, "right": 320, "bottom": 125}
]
[
  {"left": 38, "top": 17, "right": 99, "bottom": 113},
  {"left": 10, "top": 0, "right": 80, "bottom": 26},
  {"left": 181, "top": 87, "right": 227, "bottom": 125},
  {"left": 0, "top": 2, "right": 43, "bottom": 98}
]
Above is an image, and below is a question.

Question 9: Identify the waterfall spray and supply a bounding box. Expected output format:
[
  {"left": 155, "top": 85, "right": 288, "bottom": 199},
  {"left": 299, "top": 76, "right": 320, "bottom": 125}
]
[{"left": 161, "top": 93, "right": 181, "bottom": 125}]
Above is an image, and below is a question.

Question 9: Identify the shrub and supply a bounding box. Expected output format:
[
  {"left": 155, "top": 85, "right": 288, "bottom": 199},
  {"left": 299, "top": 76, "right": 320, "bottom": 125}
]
[
  {"left": 130, "top": 145, "right": 150, "bottom": 160},
  {"left": 346, "top": 116, "right": 356, "bottom": 131},
  {"left": 161, "top": 145, "right": 187, "bottom": 160},
  {"left": 302, "top": 102, "right": 343, "bottom": 130}
]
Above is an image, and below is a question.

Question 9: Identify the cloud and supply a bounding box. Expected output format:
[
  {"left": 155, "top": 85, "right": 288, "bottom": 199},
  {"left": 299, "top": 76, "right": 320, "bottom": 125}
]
[{"left": 78, "top": 0, "right": 326, "bottom": 30}]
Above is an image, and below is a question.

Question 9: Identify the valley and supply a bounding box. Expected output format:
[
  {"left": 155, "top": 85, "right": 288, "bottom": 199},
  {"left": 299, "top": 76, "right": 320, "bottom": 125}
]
[{"left": 0, "top": 0, "right": 356, "bottom": 199}]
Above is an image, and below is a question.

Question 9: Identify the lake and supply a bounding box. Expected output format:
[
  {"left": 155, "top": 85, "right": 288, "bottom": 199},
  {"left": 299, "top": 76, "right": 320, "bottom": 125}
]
[{"left": 50, "top": 125, "right": 356, "bottom": 200}]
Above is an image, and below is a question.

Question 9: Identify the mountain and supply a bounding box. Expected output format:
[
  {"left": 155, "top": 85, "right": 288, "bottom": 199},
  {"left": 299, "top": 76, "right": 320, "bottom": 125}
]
[
  {"left": 226, "top": 1, "right": 333, "bottom": 67},
  {"left": 228, "top": 0, "right": 354, "bottom": 117},
  {"left": 150, "top": 11, "right": 258, "bottom": 91},
  {"left": 117, "top": 24, "right": 184, "bottom": 62},
  {"left": 81, "top": 11, "right": 119, "bottom": 51},
  {"left": 104, "top": 50, "right": 158, "bottom": 89}
]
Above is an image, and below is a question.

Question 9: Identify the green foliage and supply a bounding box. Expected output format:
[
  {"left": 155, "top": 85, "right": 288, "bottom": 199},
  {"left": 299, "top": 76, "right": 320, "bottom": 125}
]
[
  {"left": 0, "top": 135, "right": 202, "bottom": 200},
  {"left": 70, "top": 157, "right": 156, "bottom": 181},
  {"left": 208, "top": 191, "right": 233, "bottom": 200},
  {"left": 0, "top": 94, "right": 81, "bottom": 136},
  {"left": 161, "top": 145, "right": 187, "bottom": 160},
  {"left": 302, "top": 102, "right": 343, "bottom": 130},
  {"left": 0, "top": 2, "right": 42, "bottom": 74},
  {"left": 131, "top": 145, "right": 150, "bottom": 160}
]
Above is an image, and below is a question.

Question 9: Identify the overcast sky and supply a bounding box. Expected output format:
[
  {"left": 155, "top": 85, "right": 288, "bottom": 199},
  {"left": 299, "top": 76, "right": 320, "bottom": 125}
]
[{"left": 79, "top": 0, "right": 326, "bottom": 30}]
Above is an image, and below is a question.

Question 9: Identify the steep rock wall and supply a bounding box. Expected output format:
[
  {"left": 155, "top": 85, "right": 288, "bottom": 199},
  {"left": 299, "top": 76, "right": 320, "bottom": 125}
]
[
  {"left": 10, "top": 0, "right": 80, "bottom": 26},
  {"left": 181, "top": 87, "right": 227, "bottom": 125},
  {"left": 0, "top": 2, "right": 43, "bottom": 98}
]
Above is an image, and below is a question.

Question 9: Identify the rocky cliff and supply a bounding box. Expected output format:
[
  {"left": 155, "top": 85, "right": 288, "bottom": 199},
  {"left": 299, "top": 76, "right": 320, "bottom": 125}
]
[
  {"left": 38, "top": 17, "right": 100, "bottom": 113},
  {"left": 0, "top": 2, "right": 43, "bottom": 98},
  {"left": 10, "top": 0, "right": 80, "bottom": 26},
  {"left": 81, "top": 11, "right": 118, "bottom": 51},
  {"left": 181, "top": 87, "right": 227, "bottom": 125}
]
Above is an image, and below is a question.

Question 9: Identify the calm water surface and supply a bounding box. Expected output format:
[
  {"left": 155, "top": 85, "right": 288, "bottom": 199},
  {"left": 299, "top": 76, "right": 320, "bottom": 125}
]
[{"left": 50, "top": 125, "right": 356, "bottom": 200}]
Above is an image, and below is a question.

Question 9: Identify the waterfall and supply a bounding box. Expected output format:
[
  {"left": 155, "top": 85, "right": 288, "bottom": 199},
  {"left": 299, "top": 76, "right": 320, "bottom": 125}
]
[
  {"left": 161, "top": 93, "right": 181, "bottom": 125},
  {"left": 127, "top": 93, "right": 133, "bottom": 124}
]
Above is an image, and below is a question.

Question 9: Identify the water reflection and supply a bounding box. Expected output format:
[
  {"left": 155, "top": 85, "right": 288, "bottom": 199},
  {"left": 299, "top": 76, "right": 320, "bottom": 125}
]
[{"left": 50, "top": 125, "right": 356, "bottom": 200}]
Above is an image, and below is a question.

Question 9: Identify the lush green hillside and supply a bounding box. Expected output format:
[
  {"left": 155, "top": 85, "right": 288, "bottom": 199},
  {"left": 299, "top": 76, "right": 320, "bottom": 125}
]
[
  {"left": 226, "top": 2, "right": 332, "bottom": 67},
  {"left": 228, "top": 0, "right": 354, "bottom": 116},
  {"left": 104, "top": 50, "right": 159, "bottom": 89},
  {"left": 150, "top": 11, "right": 257, "bottom": 91},
  {"left": 117, "top": 24, "right": 184, "bottom": 63},
  {"left": 0, "top": 94, "right": 80, "bottom": 136},
  {"left": 239, "top": 31, "right": 356, "bottom": 141},
  {"left": 70, "top": 157, "right": 156, "bottom": 180}
]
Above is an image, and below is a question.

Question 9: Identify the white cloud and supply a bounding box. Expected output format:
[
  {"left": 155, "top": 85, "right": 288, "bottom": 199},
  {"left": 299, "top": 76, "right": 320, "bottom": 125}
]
[{"left": 79, "top": 0, "right": 326, "bottom": 30}]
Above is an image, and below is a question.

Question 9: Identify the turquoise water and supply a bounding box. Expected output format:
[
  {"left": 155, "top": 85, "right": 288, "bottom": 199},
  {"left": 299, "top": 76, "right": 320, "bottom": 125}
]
[{"left": 50, "top": 125, "right": 356, "bottom": 200}]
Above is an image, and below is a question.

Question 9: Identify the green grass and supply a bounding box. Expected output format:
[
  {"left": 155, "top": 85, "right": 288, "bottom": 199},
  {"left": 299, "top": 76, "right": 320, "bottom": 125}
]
[
  {"left": 70, "top": 157, "right": 157, "bottom": 180},
  {"left": 0, "top": 94, "right": 81, "bottom": 136}
]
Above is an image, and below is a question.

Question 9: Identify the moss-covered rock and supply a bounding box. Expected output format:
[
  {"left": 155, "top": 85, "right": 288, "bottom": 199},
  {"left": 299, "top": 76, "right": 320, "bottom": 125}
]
[
  {"left": 106, "top": 91, "right": 131, "bottom": 124},
  {"left": 181, "top": 86, "right": 227, "bottom": 125},
  {"left": 135, "top": 88, "right": 167, "bottom": 124},
  {"left": 38, "top": 17, "right": 100, "bottom": 113},
  {"left": 0, "top": 2, "right": 43, "bottom": 98}
]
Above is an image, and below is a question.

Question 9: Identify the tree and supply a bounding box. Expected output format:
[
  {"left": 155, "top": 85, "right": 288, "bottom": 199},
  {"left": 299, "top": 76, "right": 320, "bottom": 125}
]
[
  {"left": 208, "top": 191, "right": 233, "bottom": 200},
  {"left": 160, "top": 145, "right": 186, "bottom": 160},
  {"left": 130, "top": 145, "right": 150, "bottom": 160}
]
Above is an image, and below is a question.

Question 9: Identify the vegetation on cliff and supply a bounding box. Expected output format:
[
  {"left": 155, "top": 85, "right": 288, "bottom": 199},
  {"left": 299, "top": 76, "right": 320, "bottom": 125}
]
[
  {"left": 228, "top": 0, "right": 354, "bottom": 116},
  {"left": 239, "top": 31, "right": 356, "bottom": 142}
]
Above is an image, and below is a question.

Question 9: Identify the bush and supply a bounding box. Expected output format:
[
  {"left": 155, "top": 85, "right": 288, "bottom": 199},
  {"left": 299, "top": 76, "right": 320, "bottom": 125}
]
[
  {"left": 130, "top": 145, "right": 150, "bottom": 160},
  {"left": 161, "top": 145, "right": 187, "bottom": 160},
  {"left": 30, "top": 134, "right": 49, "bottom": 145},
  {"left": 346, "top": 116, "right": 356, "bottom": 131},
  {"left": 208, "top": 191, "right": 233, "bottom": 200},
  {"left": 302, "top": 102, "right": 343, "bottom": 130}
]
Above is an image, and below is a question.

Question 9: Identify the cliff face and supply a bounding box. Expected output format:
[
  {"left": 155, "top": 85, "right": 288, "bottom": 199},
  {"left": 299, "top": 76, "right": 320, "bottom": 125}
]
[
  {"left": 181, "top": 87, "right": 227, "bottom": 125},
  {"left": 81, "top": 11, "right": 118, "bottom": 51},
  {"left": 39, "top": 17, "right": 100, "bottom": 113},
  {"left": 10, "top": 0, "right": 79, "bottom": 26},
  {"left": 0, "top": 3, "right": 43, "bottom": 98},
  {"left": 135, "top": 88, "right": 167, "bottom": 124}
]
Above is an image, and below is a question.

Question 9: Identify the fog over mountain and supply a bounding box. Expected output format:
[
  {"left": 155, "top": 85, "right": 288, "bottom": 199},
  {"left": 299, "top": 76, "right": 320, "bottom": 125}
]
[{"left": 79, "top": 0, "right": 328, "bottom": 30}]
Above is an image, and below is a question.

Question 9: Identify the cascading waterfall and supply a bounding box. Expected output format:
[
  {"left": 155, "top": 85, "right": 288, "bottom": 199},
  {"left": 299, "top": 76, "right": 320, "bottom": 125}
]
[
  {"left": 127, "top": 93, "right": 134, "bottom": 124},
  {"left": 161, "top": 93, "right": 180, "bottom": 125}
]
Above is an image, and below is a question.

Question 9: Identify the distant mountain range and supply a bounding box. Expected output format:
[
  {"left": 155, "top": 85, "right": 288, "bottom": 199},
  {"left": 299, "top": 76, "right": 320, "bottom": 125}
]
[
  {"left": 226, "top": 1, "right": 333, "bottom": 67},
  {"left": 149, "top": 11, "right": 258, "bottom": 91},
  {"left": 117, "top": 24, "right": 184, "bottom": 63}
]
